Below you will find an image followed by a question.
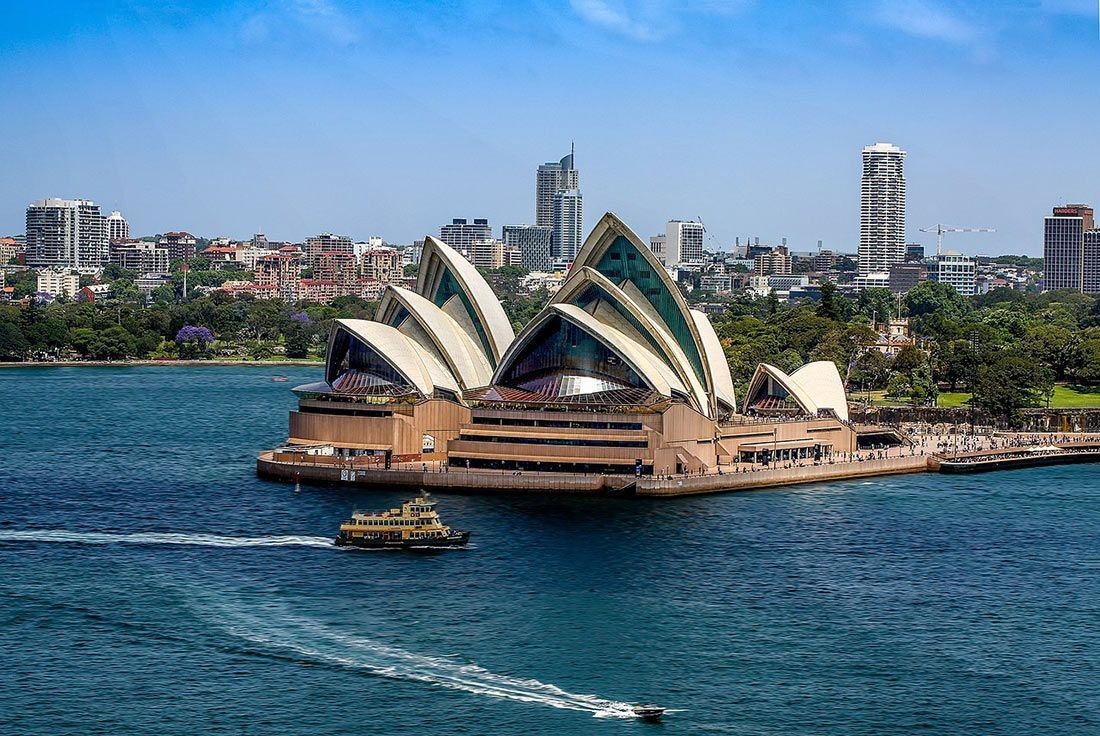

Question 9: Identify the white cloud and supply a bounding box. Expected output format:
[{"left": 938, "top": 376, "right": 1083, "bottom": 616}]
[
  {"left": 569, "top": 0, "right": 662, "bottom": 40},
  {"left": 239, "top": 0, "right": 360, "bottom": 47},
  {"left": 569, "top": 0, "right": 753, "bottom": 41},
  {"left": 870, "top": 0, "right": 981, "bottom": 45}
]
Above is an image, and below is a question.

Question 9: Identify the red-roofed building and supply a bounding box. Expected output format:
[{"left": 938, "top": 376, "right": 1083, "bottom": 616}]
[{"left": 300, "top": 279, "right": 339, "bottom": 303}]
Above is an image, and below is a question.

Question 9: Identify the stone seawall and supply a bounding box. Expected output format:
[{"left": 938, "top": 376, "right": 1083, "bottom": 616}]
[
  {"left": 634, "top": 456, "right": 931, "bottom": 496},
  {"left": 257, "top": 453, "right": 622, "bottom": 494},
  {"left": 258, "top": 452, "right": 932, "bottom": 497}
]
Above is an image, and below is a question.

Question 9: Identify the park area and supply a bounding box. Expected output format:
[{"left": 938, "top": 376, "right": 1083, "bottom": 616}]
[{"left": 854, "top": 385, "right": 1100, "bottom": 410}]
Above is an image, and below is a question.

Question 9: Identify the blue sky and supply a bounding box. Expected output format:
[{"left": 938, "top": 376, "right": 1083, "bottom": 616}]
[{"left": 1, "top": 0, "right": 1097, "bottom": 254}]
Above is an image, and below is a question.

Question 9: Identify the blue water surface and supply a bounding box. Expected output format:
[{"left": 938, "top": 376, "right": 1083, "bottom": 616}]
[{"left": 1, "top": 366, "right": 1098, "bottom": 735}]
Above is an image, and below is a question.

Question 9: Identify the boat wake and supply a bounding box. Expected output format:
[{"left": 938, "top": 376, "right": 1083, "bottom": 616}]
[
  {"left": 0, "top": 529, "right": 334, "bottom": 549},
  {"left": 201, "top": 598, "right": 639, "bottom": 719}
]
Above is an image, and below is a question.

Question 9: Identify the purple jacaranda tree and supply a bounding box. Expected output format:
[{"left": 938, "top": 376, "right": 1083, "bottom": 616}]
[
  {"left": 289, "top": 311, "right": 313, "bottom": 324},
  {"left": 175, "top": 325, "right": 214, "bottom": 345},
  {"left": 175, "top": 325, "right": 214, "bottom": 359}
]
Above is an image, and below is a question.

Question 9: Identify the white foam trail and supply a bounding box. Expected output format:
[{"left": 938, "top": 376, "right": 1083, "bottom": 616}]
[
  {"left": 0, "top": 529, "right": 333, "bottom": 549},
  {"left": 204, "top": 601, "right": 639, "bottom": 719}
]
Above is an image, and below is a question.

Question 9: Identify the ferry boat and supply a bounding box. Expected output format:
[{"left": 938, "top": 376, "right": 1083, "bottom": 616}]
[{"left": 334, "top": 495, "right": 470, "bottom": 549}]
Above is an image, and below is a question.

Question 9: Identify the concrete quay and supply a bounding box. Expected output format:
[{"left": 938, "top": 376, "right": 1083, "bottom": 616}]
[{"left": 257, "top": 451, "right": 933, "bottom": 497}]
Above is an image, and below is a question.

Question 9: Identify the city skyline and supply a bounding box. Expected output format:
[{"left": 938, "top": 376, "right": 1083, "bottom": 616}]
[{"left": 3, "top": 1, "right": 1099, "bottom": 254}]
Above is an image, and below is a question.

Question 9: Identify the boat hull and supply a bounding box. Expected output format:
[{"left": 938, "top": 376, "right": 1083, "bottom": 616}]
[{"left": 334, "top": 531, "right": 470, "bottom": 549}]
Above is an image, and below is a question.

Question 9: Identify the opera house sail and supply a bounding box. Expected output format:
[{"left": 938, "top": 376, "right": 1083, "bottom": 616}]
[{"left": 263, "top": 214, "right": 858, "bottom": 485}]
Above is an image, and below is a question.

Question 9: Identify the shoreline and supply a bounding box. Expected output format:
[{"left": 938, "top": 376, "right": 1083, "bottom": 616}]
[
  {"left": 0, "top": 359, "right": 324, "bottom": 369},
  {"left": 257, "top": 441, "right": 1100, "bottom": 497}
]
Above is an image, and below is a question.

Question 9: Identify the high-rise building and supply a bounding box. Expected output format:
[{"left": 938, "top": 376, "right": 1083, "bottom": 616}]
[
  {"left": 754, "top": 245, "right": 791, "bottom": 276},
  {"left": 110, "top": 241, "right": 170, "bottom": 275},
  {"left": 159, "top": 232, "right": 198, "bottom": 262},
  {"left": 536, "top": 146, "right": 578, "bottom": 229},
  {"left": 1043, "top": 204, "right": 1099, "bottom": 294},
  {"left": 360, "top": 246, "right": 401, "bottom": 284},
  {"left": 439, "top": 219, "right": 492, "bottom": 253},
  {"left": 466, "top": 239, "right": 521, "bottom": 270},
  {"left": 104, "top": 211, "right": 129, "bottom": 242},
  {"left": 551, "top": 189, "right": 583, "bottom": 266},
  {"left": 928, "top": 252, "right": 976, "bottom": 296},
  {"left": 905, "top": 242, "right": 925, "bottom": 262},
  {"left": 305, "top": 233, "right": 353, "bottom": 269},
  {"left": 665, "top": 220, "right": 705, "bottom": 268},
  {"left": 502, "top": 224, "right": 552, "bottom": 271},
  {"left": 859, "top": 142, "right": 907, "bottom": 277},
  {"left": 254, "top": 254, "right": 301, "bottom": 301},
  {"left": 25, "top": 198, "right": 108, "bottom": 270}
]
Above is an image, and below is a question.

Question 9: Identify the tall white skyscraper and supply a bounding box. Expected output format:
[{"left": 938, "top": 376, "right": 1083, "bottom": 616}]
[
  {"left": 25, "top": 198, "right": 108, "bottom": 270},
  {"left": 105, "top": 211, "right": 129, "bottom": 242},
  {"left": 536, "top": 145, "right": 578, "bottom": 229},
  {"left": 665, "top": 220, "right": 705, "bottom": 267},
  {"left": 859, "top": 142, "right": 907, "bottom": 277},
  {"left": 551, "top": 189, "right": 583, "bottom": 266}
]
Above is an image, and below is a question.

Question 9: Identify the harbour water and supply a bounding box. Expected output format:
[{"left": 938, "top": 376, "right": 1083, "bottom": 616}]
[{"left": 2, "top": 366, "right": 1099, "bottom": 735}]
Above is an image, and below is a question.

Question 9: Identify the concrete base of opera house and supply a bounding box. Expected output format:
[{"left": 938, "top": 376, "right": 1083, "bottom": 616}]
[{"left": 256, "top": 451, "right": 932, "bottom": 497}]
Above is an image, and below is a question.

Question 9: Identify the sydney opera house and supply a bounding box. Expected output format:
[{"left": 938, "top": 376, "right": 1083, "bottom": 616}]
[{"left": 264, "top": 214, "right": 859, "bottom": 484}]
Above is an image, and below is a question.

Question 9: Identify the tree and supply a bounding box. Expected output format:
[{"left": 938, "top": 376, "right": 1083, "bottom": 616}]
[
  {"left": 765, "top": 289, "right": 779, "bottom": 317},
  {"left": 816, "top": 280, "right": 840, "bottom": 321},
  {"left": 0, "top": 321, "right": 29, "bottom": 360},
  {"left": 284, "top": 315, "right": 313, "bottom": 359},
  {"left": 891, "top": 345, "right": 925, "bottom": 377},
  {"left": 971, "top": 350, "right": 1055, "bottom": 425},
  {"left": 851, "top": 349, "right": 890, "bottom": 390},
  {"left": 175, "top": 324, "right": 214, "bottom": 359},
  {"left": 854, "top": 287, "right": 896, "bottom": 324},
  {"left": 905, "top": 281, "right": 972, "bottom": 321}
]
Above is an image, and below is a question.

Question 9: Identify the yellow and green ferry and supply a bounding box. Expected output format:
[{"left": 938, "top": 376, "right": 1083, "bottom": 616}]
[{"left": 334, "top": 495, "right": 470, "bottom": 549}]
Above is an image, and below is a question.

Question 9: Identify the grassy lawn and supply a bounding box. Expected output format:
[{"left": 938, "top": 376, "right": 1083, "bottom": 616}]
[
  {"left": 937, "top": 386, "right": 1100, "bottom": 409},
  {"left": 851, "top": 386, "right": 1100, "bottom": 409}
]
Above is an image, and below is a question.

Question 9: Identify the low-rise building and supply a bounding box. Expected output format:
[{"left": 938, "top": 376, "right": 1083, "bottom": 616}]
[
  {"left": 136, "top": 273, "right": 173, "bottom": 295},
  {"left": 36, "top": 267, "right": 80, "bottom": 297},
  {"left": 888, "top": 263, "right": 926, "bottom": 294},
  {"left": 299, "top": 279, "right": 340, "bottom": 303},
  {"left": 77, "top": 283, "right": 113, "bottom": 302},
  {"left": 929, "top": 252, "right": 976, "bottom": 296}
]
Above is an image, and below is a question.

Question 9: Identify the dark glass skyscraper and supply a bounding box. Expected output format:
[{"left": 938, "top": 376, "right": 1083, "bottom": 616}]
[{"left": 1044, "top": 204, "right": 1098, "bottom": 294}]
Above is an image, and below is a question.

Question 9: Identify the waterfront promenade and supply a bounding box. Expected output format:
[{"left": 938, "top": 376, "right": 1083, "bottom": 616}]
[{"left": 259, "top": 428, "right": 1100, "bottom": 497}]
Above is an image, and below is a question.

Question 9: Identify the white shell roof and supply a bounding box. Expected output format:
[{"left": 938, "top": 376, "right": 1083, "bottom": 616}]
[
  {"left": 378, "top": 285, "right": 494, "bottom": 390},
  {"left": 415, "top": 236, "right": 515, "bottom": 364},
  {"left": 554, "top": 266, "right": 710, "bottom": 413},
  {"left": 567, "top": 213, "right": 716, "bottom": 415},
  {"left": 492, "top": 302, "right": 690, "bottom": 399},
  {"left": 333, "top": 318, "right": 460, "bottom": 397},
  {"left": 744, "top": 361, "right": 848, "bottom": 422},
  {"left": 790, "top": 361, "right": 849, "bottom": 422},
  {"left": 691, "top": 309, "right": 736, "bottom": 411}
]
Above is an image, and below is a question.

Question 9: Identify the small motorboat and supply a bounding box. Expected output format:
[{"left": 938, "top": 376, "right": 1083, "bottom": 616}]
[
  {"left": 632, "top": 705, "right": 666, "bottom": 722},
  {"left": 271, "top": 375, "right": 290, "bottom": 382}
]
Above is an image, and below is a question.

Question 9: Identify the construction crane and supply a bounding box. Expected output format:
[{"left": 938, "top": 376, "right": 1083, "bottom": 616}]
[{"left": 919, "top": 224, "right": 995, "bottom": 256}]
